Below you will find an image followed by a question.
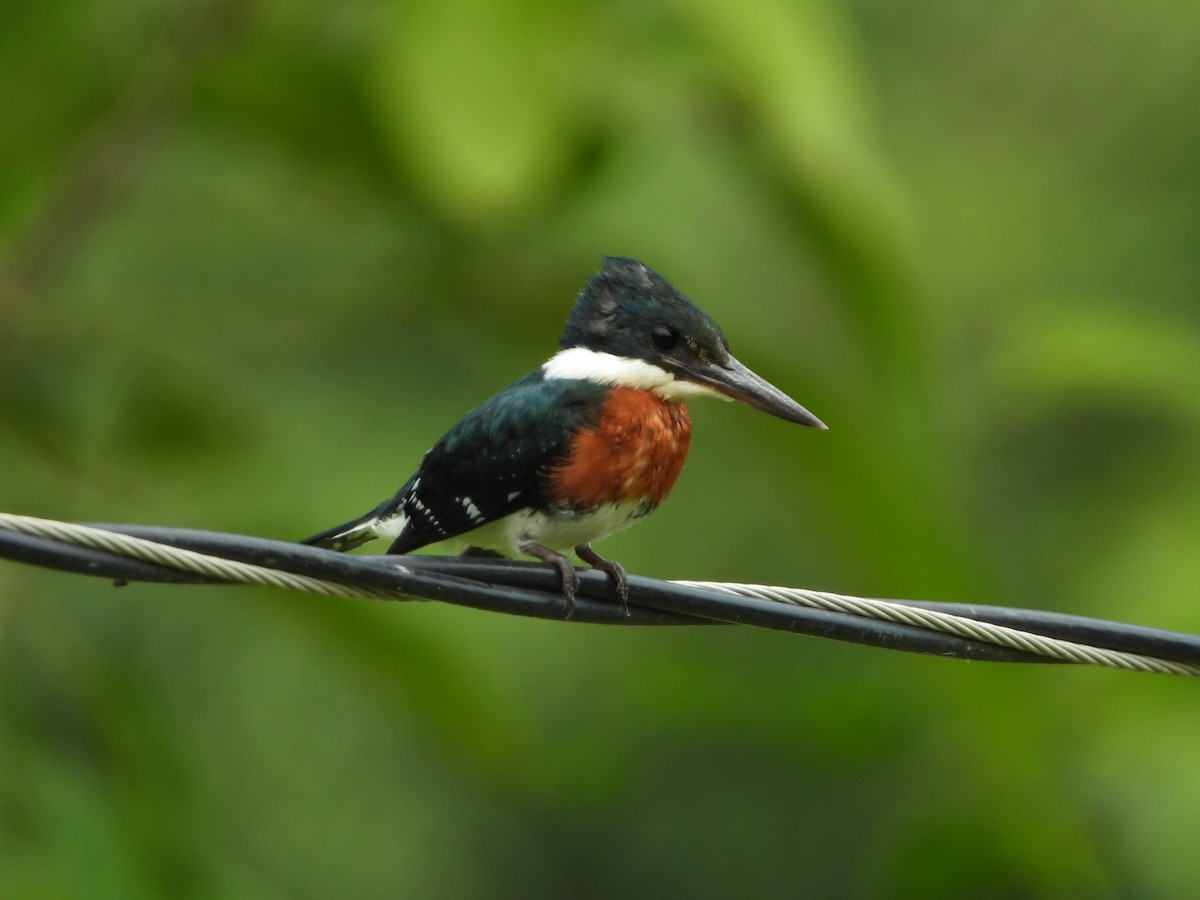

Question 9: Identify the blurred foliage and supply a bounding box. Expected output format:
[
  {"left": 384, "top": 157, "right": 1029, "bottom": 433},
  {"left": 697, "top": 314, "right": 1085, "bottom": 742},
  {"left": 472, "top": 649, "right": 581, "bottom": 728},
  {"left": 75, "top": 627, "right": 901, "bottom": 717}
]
[{"left": 2, "top": 0, "right": 1200, "bottom": 896}]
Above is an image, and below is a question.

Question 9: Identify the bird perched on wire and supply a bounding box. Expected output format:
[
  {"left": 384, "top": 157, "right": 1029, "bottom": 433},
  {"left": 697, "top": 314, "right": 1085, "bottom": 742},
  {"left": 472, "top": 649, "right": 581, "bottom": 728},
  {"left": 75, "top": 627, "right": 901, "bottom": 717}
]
[{"left": 302, "top": 257, "right": 825, "bottom": 615}]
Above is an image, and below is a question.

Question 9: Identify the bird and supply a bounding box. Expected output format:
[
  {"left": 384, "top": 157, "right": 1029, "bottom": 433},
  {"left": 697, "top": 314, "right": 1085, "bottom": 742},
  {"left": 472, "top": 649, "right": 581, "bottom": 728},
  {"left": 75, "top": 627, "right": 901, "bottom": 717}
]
[{"left": 302, "top": 257, "right": 825, "bottom": 615}]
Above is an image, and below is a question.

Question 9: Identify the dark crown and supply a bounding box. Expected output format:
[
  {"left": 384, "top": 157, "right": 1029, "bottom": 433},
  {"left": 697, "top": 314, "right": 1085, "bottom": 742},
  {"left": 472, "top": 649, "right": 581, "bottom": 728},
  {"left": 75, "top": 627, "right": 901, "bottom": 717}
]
[{"left": 560, "top": 257, "right": 730, "bottom": 367}]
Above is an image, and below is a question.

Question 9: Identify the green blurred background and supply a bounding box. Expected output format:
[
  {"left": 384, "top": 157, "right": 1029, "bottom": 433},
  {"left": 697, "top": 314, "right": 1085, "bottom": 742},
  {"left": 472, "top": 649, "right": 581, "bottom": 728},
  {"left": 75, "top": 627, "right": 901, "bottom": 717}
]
[{"left": 3, "top": 0, "right": 1200, "bottom": 896}]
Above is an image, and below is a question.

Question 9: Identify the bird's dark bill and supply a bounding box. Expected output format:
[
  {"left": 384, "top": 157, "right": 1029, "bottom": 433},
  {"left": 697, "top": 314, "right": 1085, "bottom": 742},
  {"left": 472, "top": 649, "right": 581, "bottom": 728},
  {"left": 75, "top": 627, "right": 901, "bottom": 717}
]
[{"left": 689, "top": 356, "right": 826, "bottom": 428}]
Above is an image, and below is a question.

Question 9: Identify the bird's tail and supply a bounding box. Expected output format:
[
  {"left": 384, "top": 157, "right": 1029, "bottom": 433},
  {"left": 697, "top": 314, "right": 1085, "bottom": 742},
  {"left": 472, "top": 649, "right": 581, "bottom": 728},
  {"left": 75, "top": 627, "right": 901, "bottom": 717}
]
[{"left": 301, "top": 509, "right": 383, "bottom": 552}]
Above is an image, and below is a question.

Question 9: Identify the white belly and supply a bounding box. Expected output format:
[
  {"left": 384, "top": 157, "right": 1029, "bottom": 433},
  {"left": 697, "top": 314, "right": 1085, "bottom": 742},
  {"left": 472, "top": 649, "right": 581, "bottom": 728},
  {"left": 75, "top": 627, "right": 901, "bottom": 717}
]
[{"left": 453, "top": 501, "right": 650, "bottom": 557}]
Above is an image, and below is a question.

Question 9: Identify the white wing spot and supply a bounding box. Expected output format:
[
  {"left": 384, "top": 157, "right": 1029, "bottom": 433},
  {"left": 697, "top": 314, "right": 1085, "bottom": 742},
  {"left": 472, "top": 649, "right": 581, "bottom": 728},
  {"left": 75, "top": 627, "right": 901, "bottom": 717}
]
[
  {"left": 411, "top": 497, "right": 442, "bottom": 531},
  {"left": 460, "top": 497, "right": 483, "bottom": 522}
]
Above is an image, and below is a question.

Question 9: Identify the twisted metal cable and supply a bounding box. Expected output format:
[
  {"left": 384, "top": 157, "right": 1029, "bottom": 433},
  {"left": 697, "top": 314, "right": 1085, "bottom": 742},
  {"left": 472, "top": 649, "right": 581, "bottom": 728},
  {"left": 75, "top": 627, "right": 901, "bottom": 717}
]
[
  {"left": 2, "top": 512, "right": 1198, "bottom": 676},
  {"left": 0, "top": 513, "right": 402, "bottom": 601},
  {"left": 676, "top": 581, "right": 1200, "bottom": 677}
]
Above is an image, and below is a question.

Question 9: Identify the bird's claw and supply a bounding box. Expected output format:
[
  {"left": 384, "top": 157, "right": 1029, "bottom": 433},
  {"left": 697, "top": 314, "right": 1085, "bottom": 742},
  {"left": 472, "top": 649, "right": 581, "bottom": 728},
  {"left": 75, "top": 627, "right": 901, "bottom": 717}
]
[
  {"left": 575, "top": 545, "right": 630, "bottom": 616},
  {"left": 519, "top": 539, "right": 578, "bottom": 618}
]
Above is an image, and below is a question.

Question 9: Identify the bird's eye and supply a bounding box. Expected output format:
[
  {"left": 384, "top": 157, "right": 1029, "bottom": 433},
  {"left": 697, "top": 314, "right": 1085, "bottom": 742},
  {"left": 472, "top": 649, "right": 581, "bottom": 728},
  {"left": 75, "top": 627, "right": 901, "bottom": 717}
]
[{"left": 650, "top": 325, "right": 679, "bottom": 351}]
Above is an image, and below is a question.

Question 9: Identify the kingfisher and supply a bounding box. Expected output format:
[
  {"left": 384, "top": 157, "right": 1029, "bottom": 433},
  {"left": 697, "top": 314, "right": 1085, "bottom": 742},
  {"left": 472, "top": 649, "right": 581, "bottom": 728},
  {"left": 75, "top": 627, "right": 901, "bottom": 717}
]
[{"left": 302, "top": 257, "right": 825, "bottom": 614}]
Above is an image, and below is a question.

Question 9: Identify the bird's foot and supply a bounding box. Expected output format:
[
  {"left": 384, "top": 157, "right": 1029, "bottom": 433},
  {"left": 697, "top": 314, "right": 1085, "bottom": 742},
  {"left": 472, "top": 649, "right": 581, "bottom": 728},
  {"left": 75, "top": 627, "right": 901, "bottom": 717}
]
[
  {"left": 518, "top": 539, "right": 579, "bottom": 618},
  {"left": 575, "top": 544, "right": 629, "bottom": 615}
]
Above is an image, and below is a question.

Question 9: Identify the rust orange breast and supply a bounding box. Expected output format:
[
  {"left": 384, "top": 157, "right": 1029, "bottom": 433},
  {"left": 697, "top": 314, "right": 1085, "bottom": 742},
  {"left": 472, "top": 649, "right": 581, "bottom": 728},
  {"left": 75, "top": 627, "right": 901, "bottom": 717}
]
[{"left": 549, "top": 387, "right": 692, "bottom": 509}]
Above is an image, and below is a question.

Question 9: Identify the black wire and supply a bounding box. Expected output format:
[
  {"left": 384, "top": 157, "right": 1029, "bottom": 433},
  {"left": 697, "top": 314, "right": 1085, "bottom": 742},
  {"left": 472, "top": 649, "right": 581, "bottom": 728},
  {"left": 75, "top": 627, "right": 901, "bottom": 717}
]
[
  {"left": 91, "top": 524, "right": 704, "bottom": 626},
  {"left": 414, "top": 556, "right": 1054, "bottom": 663},
  {"left": 94, "top": 525, "right": 1051, "bottom": 660},
  {"left": 3, "top": 523, "right": 1045, "bottom": 662},
  {"left": 0, "top": 529, "right": 206, "bottom": 584},
  {"left": 902, "top": 599, "right": 1200, "bottom": 668},
  {"left": 2, "top": 521, "right": 1198, "bottom": 667}
]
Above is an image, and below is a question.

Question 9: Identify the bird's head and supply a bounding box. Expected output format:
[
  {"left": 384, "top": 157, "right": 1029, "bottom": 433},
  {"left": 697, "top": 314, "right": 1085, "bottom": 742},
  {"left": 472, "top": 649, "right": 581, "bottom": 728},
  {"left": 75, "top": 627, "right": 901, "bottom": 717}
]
[{"left": 549, "top": 257, "right": 826, "bottom": 428}]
